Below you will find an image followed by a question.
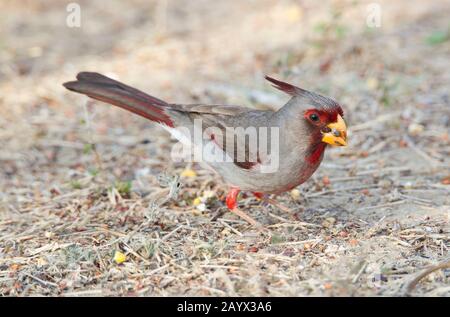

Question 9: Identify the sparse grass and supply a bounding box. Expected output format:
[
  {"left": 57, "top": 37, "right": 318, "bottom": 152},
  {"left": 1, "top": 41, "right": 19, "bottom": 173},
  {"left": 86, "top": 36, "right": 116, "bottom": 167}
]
[
  {"left": 113, "top": 180, "right": 133, "bottom": 197},
  {"left": 70, "top": 180, "right": 83, "bottom": 190}
]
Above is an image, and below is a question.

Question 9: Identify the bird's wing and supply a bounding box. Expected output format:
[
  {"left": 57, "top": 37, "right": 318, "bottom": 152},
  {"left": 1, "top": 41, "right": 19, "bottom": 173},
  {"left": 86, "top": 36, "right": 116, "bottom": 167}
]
[
  {"left": 64, "top": 72, "right": 273, "bottom": 170},
  {"left": 169, "top": 103, "right": 251, "bottom": 116},
  {"left": 170, "top": 104, "right": 272, "bottom": 170}
]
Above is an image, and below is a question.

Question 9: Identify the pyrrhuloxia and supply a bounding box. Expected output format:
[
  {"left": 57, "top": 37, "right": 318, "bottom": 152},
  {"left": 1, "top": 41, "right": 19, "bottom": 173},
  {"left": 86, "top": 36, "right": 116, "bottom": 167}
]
[{"left": 63, "top": 72, "right": 347, "bottom": 227}]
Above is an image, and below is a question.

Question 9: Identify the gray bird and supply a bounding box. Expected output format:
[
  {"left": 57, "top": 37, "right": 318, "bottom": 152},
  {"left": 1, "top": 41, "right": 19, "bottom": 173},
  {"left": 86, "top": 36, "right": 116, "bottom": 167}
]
[{"left": 63, "top": 72, "right": 347, "bottom": 227}]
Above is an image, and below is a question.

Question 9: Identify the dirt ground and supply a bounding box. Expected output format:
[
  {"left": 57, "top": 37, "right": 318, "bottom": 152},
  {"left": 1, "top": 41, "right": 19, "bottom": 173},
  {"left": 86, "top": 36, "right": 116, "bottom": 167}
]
[{"left": 0, "top": 0, "right": 449, "bottom": 296}]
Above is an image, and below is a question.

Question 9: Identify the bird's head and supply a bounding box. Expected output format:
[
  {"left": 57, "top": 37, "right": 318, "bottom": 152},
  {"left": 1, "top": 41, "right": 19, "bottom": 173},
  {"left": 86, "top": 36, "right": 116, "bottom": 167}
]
[
  {"left": 303, "top": 107, "right": 347, "bottom": 147},
  {"left": 265, "top": 75, "right": 347, "bottom": 147}
]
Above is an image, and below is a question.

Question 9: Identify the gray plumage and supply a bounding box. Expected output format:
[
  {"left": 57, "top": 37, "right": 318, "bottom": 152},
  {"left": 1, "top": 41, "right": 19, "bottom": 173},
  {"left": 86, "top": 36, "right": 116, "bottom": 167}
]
[{"left": 64, "top": 72, "right": 343, "bottom": 193}]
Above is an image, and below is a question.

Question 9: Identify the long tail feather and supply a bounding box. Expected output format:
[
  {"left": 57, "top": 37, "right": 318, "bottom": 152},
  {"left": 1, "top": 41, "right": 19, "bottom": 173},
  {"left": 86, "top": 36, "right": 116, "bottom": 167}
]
[{"left": 63, "top": 72, "right": 174, "bottom": 127}]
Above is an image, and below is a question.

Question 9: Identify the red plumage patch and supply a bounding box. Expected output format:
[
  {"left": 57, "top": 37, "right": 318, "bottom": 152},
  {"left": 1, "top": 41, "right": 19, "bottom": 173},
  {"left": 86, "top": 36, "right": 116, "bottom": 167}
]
[
  {"left": 306, "top": 142, "right": 326, "bottom": 164},
  {"left": 325, "top": 106, "right": 343, "bottom": 122},
  {"left": 304, "top": 108, "right": 342, "bottom": 125}
]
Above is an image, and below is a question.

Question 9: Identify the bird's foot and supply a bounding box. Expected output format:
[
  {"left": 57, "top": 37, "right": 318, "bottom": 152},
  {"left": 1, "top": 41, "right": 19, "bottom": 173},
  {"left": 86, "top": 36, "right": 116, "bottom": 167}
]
[
  {"left": 226, "top": 188, "right": 265, "bottom": 230},
  {"left": 229, "top": 207, "right": 265, "bottom": 230},
  {"left": 253, "top": 192, "right": 294, "bottom": 214},
  {"left": 263, "top": 197, "right": 294, "bottom": 214}
]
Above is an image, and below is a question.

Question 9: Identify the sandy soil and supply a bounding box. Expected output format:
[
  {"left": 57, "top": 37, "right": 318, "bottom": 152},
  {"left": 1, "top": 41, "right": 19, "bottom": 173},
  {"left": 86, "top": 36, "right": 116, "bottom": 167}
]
[{"left": 0, "top": 0, "right": 449, "bottom": 296}]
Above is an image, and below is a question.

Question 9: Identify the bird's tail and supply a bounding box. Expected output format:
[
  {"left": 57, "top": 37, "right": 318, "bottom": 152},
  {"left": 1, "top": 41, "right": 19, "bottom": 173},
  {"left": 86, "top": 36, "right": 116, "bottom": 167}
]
[{"left": 63, "top": 72, "right": 174, "bottom": 127}]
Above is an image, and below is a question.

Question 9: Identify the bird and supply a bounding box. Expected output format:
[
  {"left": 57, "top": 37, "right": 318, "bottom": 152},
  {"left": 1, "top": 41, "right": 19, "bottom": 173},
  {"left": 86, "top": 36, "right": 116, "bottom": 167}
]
[{"left": 63, "top": 72, "right": 347, "bottom": 228}]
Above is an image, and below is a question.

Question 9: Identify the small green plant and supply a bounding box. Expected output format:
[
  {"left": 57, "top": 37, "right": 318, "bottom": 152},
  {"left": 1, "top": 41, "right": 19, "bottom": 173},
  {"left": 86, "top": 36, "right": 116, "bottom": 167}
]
[
  {"left": 60, "top": 245, "right": 96, "bottom": 265},
  {"left": 114, "top": 180, "right": 132, "bottom": 197},
  {"left": 426, "top": 30, "right": 449, "bottom": 45},
  {"left": 70, "top": 180, "right": 82, "bottom": 190},
  {"left": 88, "top": 168, "right": 99, "bottom": 177},
  {"left": 380, "top": 78, "right": 400, "bottom": 108},
  {"left": 83, "top": 143, "right": 93, "bottom": 154},
  {"left": 313, "top": 7, "right": 348, "bottom": 43},
  {"left": 270, "top": 234, "right": 285, "bottom": 244},
  {"left": 141, "top": 242, "right": 156, "bottom": 259}
]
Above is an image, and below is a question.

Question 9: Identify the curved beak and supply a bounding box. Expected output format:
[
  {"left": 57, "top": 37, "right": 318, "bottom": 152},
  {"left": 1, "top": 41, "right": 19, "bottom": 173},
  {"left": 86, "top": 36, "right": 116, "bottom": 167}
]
[{"left": 321, "top": 114, "right": 347, "bottom": 146}]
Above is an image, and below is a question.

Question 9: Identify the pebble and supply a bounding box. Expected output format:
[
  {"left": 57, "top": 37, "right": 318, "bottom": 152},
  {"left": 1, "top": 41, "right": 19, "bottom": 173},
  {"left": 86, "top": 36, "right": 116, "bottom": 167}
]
[
  {"left": 113, "top": 251, "right": 127, "bottom": 264},
  {"left": 290, "top": 189, "right": 301, "bottom": 200},
  {"left": 180, "top": 169, "right": 197, "bottom": 178},
  {"left": 196, "top": 203, "right": 207, "bottom": 212},
  {"left": 408, "top": 123, "right": 425, "bottom": 136},
  {"left": 322, "top": 217, "right": 336, "bottom": 228}
]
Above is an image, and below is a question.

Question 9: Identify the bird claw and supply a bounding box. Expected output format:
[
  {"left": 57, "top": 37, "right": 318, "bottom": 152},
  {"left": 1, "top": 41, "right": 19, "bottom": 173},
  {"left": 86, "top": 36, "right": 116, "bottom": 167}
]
[
  {"left": 262, "top": 197, "right": 294, "bottom": 214},
  {"left": 230, "top": 207, "right": 262, "bottom": 228}
]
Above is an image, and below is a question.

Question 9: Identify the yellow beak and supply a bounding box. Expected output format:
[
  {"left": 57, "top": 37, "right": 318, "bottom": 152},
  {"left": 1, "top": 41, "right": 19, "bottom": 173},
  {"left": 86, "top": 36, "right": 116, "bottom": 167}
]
[{"left": 321, "top": 114, "right": 347, "bottom": 146}]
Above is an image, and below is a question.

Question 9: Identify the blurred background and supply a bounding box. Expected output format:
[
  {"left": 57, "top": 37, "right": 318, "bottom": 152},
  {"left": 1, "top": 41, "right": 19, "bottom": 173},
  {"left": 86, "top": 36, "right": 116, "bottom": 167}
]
[{"left": 0, "top": 0, "right": 449, "bottom": 296}]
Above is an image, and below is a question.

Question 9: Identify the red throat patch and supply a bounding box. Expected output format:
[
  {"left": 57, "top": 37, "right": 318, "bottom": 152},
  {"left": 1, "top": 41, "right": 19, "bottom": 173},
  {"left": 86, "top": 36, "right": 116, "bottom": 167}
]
[{"left": 306, "top": 142, "right": 326, "bottom": 165}]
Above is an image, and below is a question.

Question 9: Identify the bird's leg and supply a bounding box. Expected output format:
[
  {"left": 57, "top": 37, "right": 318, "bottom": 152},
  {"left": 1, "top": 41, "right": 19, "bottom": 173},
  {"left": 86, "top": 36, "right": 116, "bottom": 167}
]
[
  {"left": 226, "top": 188, "right": 261, "bottom": 227},
  {"left": 253, "top": 192, "right": 293, "bottom": 214}
]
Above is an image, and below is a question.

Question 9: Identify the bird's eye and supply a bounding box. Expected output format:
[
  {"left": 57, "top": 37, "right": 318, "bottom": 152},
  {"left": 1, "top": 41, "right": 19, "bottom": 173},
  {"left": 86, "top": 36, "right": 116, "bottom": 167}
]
[{"left": 309, "top": 113, "right": 319, "bottom": 122}]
